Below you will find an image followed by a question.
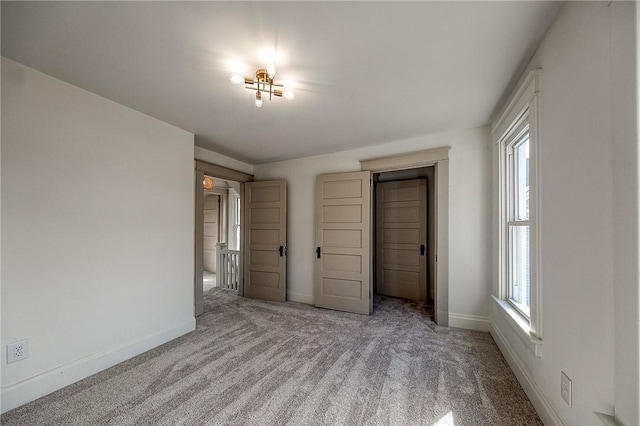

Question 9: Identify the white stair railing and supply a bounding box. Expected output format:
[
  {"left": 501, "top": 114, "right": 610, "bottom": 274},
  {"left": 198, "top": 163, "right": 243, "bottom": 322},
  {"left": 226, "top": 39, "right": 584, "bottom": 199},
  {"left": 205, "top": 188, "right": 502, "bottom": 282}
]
[{"left": 216, "top": 243, "right": 240, "bottom": 291}]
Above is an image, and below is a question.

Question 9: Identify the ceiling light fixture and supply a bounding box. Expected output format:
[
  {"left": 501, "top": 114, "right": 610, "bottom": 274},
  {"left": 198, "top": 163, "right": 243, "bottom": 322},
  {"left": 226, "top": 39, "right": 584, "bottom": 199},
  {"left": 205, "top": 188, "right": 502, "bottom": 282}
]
[{"left": 230, "top": 66, "right": 295, "bottom": 107}]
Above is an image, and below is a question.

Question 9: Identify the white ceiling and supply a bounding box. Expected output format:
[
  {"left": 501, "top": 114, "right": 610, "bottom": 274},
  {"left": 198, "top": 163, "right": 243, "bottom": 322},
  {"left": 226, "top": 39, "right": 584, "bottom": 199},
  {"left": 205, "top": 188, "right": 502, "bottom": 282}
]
[{"left": 2, "top": 1, "right": 562, "bottom": 164}]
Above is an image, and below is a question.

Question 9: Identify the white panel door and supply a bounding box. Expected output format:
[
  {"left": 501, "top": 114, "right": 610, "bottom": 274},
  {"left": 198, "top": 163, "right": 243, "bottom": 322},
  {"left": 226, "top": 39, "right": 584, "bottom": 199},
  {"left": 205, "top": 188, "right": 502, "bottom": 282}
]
[
  {"left": 203, "top": 194, "right": 219, "bottom": 273},
  {"left": 244, "top": 180, "right": 287, "bottom": 302},
  {"left": 376, "top": 179, "right": 427, "bottom": 302},
  {"left": 315, "top": 171, "right": 371, "bottom": 315}
]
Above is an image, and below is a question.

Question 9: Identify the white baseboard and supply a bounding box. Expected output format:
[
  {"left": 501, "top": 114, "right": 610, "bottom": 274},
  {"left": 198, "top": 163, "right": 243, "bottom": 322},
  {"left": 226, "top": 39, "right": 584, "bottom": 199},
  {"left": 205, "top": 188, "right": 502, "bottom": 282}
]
[
  {"left": 0, "top": 318, "right": 195, "bottom": 414},
  {"left": 287, "top": 292, "right": 314, "bottom": 305},
  {"left": 448, "top": 312, "right": 491, "bottom": 331},
  {"left": 490, "top": 318, "right": 564, "bottom": 426}
]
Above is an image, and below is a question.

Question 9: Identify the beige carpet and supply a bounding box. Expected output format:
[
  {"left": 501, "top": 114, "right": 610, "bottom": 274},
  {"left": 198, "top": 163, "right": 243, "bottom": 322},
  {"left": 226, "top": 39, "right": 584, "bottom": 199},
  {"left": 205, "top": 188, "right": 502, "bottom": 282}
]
[{"left": 1, "top": 288, "right": 541, "bottom": 425}]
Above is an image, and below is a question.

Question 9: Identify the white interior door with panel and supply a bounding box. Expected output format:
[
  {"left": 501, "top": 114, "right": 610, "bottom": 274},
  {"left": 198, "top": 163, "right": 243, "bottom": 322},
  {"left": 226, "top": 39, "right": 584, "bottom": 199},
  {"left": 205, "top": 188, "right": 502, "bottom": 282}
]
[
  {"left": 376, "top": 179, "right": 427, "bottom": 302},
  {"left": 315, "top": 171, "right": 372, "bottom": 315},
  {"left": 203, "top": 194, "right": 220, "bottom": 273},
  {"left": 244, "top": 180, "right": 287, "bottom": 302}
]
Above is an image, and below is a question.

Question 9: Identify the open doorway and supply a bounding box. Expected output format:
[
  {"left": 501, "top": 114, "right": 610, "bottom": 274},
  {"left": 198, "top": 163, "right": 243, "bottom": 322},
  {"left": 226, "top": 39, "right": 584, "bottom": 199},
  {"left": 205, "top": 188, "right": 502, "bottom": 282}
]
[
  {"left": 360, "top": 147, "right": 449, "bottom": 325},
  {"left": 373, "top": 167, "right": 436, "bottom": 319},
  {"left": 202, "top": 176, "right": 242, "bottom": 297},
  {"left": 194, "top": 160, "right": 253, "bottom": 316},
  {"left": 203, "top": 188, "right": 220, "bottom": 292},
  {"left": 314, "top": 149, "right": 449, "bottom": 323},
  {"left": 194, "top": 160, "right": 287, "bottom": 316}
]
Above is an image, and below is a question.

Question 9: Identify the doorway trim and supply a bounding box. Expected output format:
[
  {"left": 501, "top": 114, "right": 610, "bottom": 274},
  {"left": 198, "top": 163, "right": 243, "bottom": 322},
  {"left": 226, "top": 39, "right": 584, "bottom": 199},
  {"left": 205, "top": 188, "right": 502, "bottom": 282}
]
[
  {"left": 360, "top": 147, "right": 450, "bottom": 326},
  {"left": 194, "top": 160, "right": 253, "bottom": 316}
]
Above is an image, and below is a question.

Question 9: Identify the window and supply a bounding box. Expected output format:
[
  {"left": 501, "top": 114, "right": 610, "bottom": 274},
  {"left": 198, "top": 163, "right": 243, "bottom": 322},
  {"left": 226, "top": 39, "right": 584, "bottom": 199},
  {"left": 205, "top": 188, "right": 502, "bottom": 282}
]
[
  {"left": 493, "top": 71, "right": 540, "bottom": 352},
  {"left": 505, "top": 121, "right": 531, "bottom": 318},
  {"left": 231, "top": 191, "right": 241, "bottom": 250}
]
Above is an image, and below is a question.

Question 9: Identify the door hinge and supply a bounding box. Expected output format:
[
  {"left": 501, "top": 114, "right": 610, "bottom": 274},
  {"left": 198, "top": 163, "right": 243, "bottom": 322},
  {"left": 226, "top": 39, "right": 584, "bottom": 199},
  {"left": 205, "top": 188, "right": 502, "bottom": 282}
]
[
  {"left": 370, "top": 179, "right": 372, "bottom": 186},
  {"left": 369, "top": 290, "right": 372, "bottom": 299}
]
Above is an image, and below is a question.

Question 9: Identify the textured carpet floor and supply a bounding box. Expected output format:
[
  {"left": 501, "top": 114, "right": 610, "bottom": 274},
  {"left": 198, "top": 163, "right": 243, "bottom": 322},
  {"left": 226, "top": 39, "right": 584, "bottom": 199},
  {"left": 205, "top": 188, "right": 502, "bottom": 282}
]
[{"left": 1, "top": 289, "right": 541, "bottom": 425}]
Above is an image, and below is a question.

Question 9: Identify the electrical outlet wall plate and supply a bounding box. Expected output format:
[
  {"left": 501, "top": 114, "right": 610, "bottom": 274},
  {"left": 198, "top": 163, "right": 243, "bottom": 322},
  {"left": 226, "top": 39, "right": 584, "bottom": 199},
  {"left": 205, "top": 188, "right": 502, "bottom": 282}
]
[
  {"left": 7, "top": 339, "right": 29, "bottom": 364},
  {"left": 561, "top": 371, "right": 572, "bottom": 407}
]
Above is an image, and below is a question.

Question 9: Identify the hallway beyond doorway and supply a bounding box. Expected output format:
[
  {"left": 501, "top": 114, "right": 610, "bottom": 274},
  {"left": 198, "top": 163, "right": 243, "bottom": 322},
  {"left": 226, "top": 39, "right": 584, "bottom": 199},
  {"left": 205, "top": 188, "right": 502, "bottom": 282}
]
[{"left": 203, "top": 270, "right": 216, "bottom": 292}]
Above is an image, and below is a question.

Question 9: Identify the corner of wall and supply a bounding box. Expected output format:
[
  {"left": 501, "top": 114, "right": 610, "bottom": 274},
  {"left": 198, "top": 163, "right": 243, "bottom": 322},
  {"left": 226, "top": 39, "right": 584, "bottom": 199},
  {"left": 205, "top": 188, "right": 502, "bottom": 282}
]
[
  {"left": 489, "top": 313, "right": 563, "bottom": 426},
  {"left": 448, "top": 313, "right": 491, "bottom": 332},
  {"left": 610, "top": 2, "right": 640, "bottom": 424}
]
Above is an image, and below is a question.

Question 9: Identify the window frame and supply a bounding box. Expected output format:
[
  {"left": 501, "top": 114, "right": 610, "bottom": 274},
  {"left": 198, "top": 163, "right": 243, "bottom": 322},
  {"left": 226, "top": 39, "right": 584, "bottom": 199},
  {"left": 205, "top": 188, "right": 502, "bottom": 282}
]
[
  {"left": 492, "top": 70, "right": 541, "bottom": 354},
  {"left": 504, "top": 117, "right": 531, "bottom": 320},
  {"left": 229, "top": 190, "right": 241, "bottom": 250}
]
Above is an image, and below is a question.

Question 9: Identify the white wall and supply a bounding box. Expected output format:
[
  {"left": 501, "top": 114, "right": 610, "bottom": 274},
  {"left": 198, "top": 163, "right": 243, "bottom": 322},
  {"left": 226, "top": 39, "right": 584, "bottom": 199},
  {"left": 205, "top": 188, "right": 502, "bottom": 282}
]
[
  {"left": 253, "top": 126, "right": 491, "bottom": 328},
  {"left": 490, "top": 2, "right": 639, "bottom": 425},
  {"left": 1, "top": 58, "right": 196, "bottom": 412}
]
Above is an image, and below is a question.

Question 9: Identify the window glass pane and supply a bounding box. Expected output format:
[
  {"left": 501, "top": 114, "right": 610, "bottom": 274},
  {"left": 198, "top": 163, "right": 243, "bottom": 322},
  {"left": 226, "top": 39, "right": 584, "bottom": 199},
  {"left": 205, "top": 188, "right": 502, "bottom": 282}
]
[
  {"left": 514, "top": 135, "right": 529, "bottom": 221},
  {"left": 235, "top": 195, "right": 241, "bottom": 250},
  {"left": 509, "top": 225, "right": 530, "bottom": 316}
]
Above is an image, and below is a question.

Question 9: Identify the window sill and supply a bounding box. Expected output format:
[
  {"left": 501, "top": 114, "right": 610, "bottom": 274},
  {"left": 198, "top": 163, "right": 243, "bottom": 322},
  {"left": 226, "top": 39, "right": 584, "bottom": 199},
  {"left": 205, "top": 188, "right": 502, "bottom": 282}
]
[{"left": 492, "top": 295, "right": 543, "bottom": 357}]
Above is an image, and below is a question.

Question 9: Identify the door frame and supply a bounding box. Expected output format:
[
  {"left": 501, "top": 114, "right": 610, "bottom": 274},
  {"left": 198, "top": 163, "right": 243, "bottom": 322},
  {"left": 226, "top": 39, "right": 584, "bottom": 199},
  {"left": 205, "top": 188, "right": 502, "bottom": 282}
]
[
  {"left": 360, "top": 147, "right": 450, "bottom": 326},
  {"left": 194, "top": 160, "right": 253, "bottom": 316}
]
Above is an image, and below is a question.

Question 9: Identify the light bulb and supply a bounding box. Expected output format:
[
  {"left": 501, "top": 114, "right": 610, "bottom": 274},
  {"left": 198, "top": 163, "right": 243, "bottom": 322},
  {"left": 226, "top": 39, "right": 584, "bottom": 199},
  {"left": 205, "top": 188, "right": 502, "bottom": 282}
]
[
  {"left": 255, "top": 92, "right": 263, "bottom": 108},
  {"left": 203, "top": 177, "right": 215, "bottom": 190},
  {"left": 266, "top": 62, "right": 276, "bottom": 78},
  {"left": 284, "top": 90, "right": 295, "bottom": 100},
  {"left": 229, "top": 74, "right": 243, "bottom": 84}
]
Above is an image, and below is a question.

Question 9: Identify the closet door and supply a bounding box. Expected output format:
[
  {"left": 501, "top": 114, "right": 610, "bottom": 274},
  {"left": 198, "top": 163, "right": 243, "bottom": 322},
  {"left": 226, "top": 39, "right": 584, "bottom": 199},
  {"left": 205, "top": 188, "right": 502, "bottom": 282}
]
[
  {"left": 314, "top": 171, "right": 372, "bottom": 315},
  {"left": 376, "top": 179, "right": 427, "bottom": 302}
]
